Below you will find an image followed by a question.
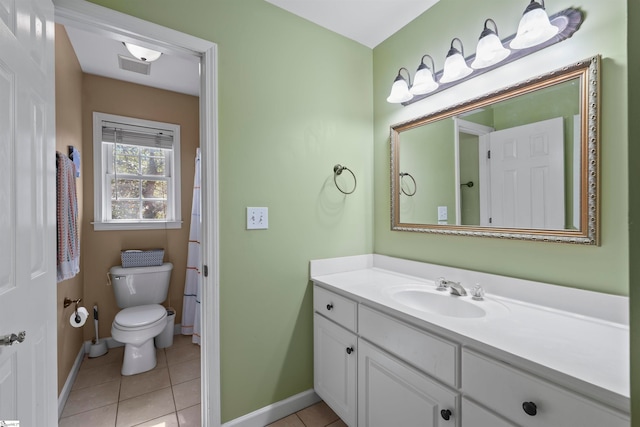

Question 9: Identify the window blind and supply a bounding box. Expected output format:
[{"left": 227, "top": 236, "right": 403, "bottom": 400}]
[{"left": 102, "top": 120, "right": 174, "bottom": 150}]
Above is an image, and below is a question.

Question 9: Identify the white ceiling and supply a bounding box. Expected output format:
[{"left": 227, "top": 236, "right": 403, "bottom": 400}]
[
  {"left": 65, "top": 1, "right": 438, "bottom": 94},
  {"left": 65, "top": 26, "right": 200, "bottom": 97},
  {"left": 264, "top": 0, "right": 440, "bottom": 48}
]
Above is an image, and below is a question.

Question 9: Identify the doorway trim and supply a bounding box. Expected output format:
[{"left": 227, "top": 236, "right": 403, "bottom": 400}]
[
  {"left": 453, "top": 118, "right": 493, "bottom": 226},
  {"left": 53, "top": 1, "right": 221, "bottom": 425}
]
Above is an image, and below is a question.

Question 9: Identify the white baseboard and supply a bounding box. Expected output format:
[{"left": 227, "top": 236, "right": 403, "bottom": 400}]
[
  {"left": 222, "top": 389, "right": 321, "bottom": 427},
  {"left": 58, "top": 344, "right": 85, "bottom": 420}
]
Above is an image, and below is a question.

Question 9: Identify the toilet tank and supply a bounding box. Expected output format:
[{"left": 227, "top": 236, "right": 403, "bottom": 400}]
[{"left": 109, "top": 263, "right": 173, "bottom": 308}]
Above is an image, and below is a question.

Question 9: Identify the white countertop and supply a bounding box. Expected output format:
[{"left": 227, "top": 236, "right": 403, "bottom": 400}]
[{"left": 310, "top": 255, "right": 630, "bottom": 412}]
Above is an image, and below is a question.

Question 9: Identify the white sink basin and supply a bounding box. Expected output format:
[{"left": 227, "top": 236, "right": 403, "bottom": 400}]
[{"left": 385, "top": 285, "right": 506, "bottom": 318}]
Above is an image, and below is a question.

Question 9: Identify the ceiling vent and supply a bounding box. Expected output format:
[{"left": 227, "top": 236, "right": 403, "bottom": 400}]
[{"left": 118, "top": 55, "right": 151, "bottom": 75}]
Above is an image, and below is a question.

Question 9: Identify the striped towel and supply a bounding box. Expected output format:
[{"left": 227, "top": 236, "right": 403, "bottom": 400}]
[{"left": 56, "top": 152, "right": 80, "bottom": 282}]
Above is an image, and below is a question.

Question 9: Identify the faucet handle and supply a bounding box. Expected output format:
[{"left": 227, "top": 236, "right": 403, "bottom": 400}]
[
  {"left": 435, "top": 277, "right": 448, "bottom": 291},
  {"left": 470, "top": 284, "right": 485, "bottom": 301}
]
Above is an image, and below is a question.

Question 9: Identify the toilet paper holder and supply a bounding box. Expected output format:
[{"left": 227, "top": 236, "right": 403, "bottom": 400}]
[{"left": 64, "top": 297, "right": 83, "bottom": 323}]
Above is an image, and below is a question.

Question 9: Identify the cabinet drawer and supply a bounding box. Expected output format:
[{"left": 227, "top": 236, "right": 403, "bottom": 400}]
[
  {"left": 359, "top": 305, "right": 458, "bottom": 387},
  {"left": 314, "top": 285, "right": 357, "bottom": 332},
  {"left": 462, "top": 397, "right": 516, "bottom": 427},
  {"left": 462, "top": 349, "right": 629, "bottom": 427}
]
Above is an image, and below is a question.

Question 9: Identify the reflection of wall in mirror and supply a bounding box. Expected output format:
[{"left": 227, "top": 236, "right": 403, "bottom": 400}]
[
  {"left": 459, "top": 132, "right": 480, "bottom": 225},
  {"left": 463, "top": 80, "right": 580, "bottom": 229},
  {"left": 400, "top": 119, "right": 455, "bottom": 224}
]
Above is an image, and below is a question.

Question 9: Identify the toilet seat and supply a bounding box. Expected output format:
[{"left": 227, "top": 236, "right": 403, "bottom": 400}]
[{"left": 114, "top": 304, "right": 167, "bottom": 331}]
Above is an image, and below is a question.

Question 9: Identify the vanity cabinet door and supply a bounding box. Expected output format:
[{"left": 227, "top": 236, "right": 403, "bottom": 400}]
[
  {"left": 358, "top": 339, "right": 459, "bottom": 427},
  {"left": 314, "top": 313, "right": 357, "bottom": 426}
]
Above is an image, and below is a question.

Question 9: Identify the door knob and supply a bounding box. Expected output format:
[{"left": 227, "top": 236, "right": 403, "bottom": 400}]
[{"left": 0, "top": 331, "right": 26, "bottom": 346}]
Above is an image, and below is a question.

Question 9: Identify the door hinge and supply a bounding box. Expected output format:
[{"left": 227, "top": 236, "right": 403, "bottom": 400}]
[
  {"left": 203, "top": 265, "right": 208, "bottom": 277},
  {"left": 487, "top": 150, "right": 491, "bottom": 159},
  {"left": 489, "top": 217, "right": 492, "bottom": 224}
]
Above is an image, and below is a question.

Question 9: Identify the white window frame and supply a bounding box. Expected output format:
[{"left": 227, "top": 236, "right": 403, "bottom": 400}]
[{"left": 93, "top": 112, "right": 182, "bottom": 230}]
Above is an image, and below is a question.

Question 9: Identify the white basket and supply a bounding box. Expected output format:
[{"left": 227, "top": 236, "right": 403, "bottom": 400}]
[{"left": 121, "top": 249, "right": 164, "bottom": 268}]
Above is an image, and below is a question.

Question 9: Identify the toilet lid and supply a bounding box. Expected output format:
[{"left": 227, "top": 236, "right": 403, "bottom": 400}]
[{"left": 114, "top": 304, "right": 166, "bottom": 328}]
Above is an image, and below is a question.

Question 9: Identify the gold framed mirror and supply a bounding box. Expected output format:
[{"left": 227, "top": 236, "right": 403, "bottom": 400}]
[{"left": 390, "top": 56, "right": 599, "bottom": 244}]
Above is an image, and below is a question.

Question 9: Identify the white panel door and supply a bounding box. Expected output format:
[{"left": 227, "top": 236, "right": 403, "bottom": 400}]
[
  {"left": 488, "top": 117, "right": 564, "bottom": 229},
  {"left": 358, "top": 339, "right": 459, "bottom": 427},
  {"left": 0, "top": 0, "right": 57, "bottom": 425}
]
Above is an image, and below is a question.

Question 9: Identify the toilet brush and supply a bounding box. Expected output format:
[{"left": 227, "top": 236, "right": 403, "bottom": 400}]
[{"left": 88, "top": 305, "right": 108, "bottom": 358}]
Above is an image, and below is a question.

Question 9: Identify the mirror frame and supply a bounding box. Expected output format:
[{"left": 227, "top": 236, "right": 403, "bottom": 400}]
[{"left": 390, "top": 56, "right": 600, "bottom": 244}]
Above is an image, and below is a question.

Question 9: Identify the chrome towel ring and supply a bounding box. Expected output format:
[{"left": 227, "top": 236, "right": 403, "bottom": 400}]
[
  {"left": 333, "top": 164, "right": 356, "bottom": 195},
  {"left": 399, "top": 172, "right": 417, "bottom": 196}
]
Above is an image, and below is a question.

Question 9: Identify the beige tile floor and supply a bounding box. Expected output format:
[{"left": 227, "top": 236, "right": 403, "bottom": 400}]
[
  {"left": 266, "top": 401, "right": 347, "bottom": 427},
  {"left": 59, "top": 334, "right": 201, "bottom": 427},
  {"left": 60, "top": 334, "right": 344, "bottom": 427}
]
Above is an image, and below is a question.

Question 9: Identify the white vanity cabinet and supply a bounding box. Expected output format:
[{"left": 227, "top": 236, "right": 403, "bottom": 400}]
[
  {"left": 313, "top": 287, "right": 358, "bottom": 426},
  {"left": 311, "top": 256, "right": 630, "bottom": 427},
  {"left": 461, "top": 349, "right": 630, "bottom": 427},
  {"left": 313, "top": 282, "right": 629, "bottom": 427},
  {"left": 314, "top": 285, "right": 460, "bottom": 426}
]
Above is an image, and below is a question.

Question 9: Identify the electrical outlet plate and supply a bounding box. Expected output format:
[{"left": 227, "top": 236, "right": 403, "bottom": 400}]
[
  {"left": 247, "top": 207, "right": 268, "bottom": 229},
  {"left": 437, "top": 206, "right": 448, "bottom": 221}
]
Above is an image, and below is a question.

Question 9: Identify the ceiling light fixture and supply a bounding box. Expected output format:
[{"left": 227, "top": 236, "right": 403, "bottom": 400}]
[
  {"left": 123, "top": 42, "right": 162, "bottom": 62},
  {"left": 471, "top": 19, "right": 510, "bottom": 69}
]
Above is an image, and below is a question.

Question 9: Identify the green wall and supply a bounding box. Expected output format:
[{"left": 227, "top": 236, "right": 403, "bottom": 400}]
[
  {"left": 459, "top": 132, "right": 480, "bottom": 225},
  {"left": 399, "top": 118, "right": 455, "bottom": 224},
  {"left": 87, "top": 0, "right": 373, "bottom": 422},
  {"left": 373, "top": 0, "right": 628, "bottom": 295},
  {"left": 628, "top": 0, "right": 639, "bottom": 424},
  {"left": 82, "top": 0, "right": 637, "bottom": 423}
]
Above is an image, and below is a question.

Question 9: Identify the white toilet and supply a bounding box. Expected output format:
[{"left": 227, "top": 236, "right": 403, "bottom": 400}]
[{"left": 109, "top": 262, "right": 173, "bottom": 376}]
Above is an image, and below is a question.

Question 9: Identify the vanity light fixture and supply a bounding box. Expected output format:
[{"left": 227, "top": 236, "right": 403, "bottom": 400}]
[
  {"left": 439, "top": 38, "right": 473, "bottom": 84},
  {"left": 386, "top": 4, "right": 583, "bottom": 106},
  {"left": 471, "top": 19, "right": 510, "bottom": 69},
  {"left": 510, "top": 0, "right": 559, "bottom": 49},
  {"left": 123, "top": 42, "right": 162, "bottom": 62},
  {"left": 409, "top": 55, "right": 439, "bottom": 96},
  {"left": 386, "top": 67, "right": 413, "bottom": 103}
]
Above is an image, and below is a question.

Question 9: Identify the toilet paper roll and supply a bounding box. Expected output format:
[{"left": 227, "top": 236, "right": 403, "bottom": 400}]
[{"left": 70, "top": 306, "right": 89, "bottom": 328}]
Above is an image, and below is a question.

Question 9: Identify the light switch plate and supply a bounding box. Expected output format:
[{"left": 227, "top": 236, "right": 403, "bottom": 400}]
[{"left": 247, "top": 207, "right": 268, "bottom": 229}]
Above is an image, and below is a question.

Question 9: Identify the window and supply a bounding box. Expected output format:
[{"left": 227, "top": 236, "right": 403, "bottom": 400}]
[{"left": 93, "top": 112, "right": 181, "bottom": 230}]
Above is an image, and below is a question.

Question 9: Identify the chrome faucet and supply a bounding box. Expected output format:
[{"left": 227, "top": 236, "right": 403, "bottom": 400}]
[
  {"left": 436, "top": 277, "right": 467, "bottom": 296},
  {"left": 448, "top": 281, "right": 467, "bottom": 296}
]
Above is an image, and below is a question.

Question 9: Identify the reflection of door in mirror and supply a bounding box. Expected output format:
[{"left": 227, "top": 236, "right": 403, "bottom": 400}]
[{"left": 487, "top": 117, "right": 565, "bottom": 229}]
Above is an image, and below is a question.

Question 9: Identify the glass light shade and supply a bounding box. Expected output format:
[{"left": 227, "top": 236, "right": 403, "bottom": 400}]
[
  {"left": 386, "top": 78, "right": 413, "bottom": 103},
  {"left": 440, "top": 51, "right": 472, "bottom": 84},
  {"left": 124, "top": 42, "right": 162, "bottom": 62},
  {"left": 410, "top": 64, "right": 438, "bottom": 95},
  {"left": 471, "top": 32, "right": 510, "bottom": 69},
  {"left": 410, "top": 68, "right": 438, "bottom": 95},
  {"left": 510, "top": 4, "right": 559, "bottom": 49}
]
